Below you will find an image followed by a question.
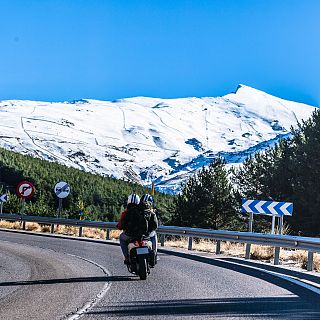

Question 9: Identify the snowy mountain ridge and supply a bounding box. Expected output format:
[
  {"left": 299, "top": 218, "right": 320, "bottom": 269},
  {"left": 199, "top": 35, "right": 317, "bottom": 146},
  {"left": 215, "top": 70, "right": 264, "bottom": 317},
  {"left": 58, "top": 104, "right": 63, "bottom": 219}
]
[{"left": 0, "top": 85, "right": 316, "bottom": 193}]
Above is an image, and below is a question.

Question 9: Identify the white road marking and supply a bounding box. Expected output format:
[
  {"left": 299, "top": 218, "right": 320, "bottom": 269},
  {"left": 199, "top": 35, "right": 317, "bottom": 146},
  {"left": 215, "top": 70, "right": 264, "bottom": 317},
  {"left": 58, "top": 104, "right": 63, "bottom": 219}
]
[{"left": 65, "top": 254, "right": 112, "bottom": 320}]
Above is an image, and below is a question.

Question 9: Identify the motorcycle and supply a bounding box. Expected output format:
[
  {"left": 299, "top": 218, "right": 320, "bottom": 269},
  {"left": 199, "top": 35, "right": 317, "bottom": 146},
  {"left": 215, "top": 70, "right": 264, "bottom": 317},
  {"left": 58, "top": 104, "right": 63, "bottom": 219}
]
[{"left": 127, "top": 237, "right": 156, "bottom": 280}]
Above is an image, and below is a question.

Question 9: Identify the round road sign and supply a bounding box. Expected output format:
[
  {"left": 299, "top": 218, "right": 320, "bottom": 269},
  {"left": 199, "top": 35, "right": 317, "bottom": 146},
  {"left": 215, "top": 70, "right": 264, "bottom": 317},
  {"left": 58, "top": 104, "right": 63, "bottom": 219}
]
[
  {"left": 54, "top": 181, "right": 71, "bottom": 199},
  {"left": 16, "top": 181, "right": 35, "bottom": 199}
]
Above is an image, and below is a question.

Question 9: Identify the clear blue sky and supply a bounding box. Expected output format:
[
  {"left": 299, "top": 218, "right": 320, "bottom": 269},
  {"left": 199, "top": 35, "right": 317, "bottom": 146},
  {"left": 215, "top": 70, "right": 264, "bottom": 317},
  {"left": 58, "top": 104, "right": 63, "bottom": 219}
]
[{"left": 1, "top": 0, "right": 319, "bottom": 105}]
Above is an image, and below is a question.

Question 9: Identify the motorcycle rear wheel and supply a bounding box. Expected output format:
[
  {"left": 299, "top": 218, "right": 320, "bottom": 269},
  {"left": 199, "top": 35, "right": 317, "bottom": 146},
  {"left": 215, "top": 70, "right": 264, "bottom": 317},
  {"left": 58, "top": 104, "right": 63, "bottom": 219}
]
[{"left": 138, "top": 255, "right": 147, "bottom": 280}]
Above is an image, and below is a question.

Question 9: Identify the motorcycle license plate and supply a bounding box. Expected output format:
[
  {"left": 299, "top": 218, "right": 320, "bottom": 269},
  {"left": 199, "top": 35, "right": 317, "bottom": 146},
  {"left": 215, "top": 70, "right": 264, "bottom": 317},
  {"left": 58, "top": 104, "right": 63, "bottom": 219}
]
[{"left": 136, "top": 247, "right": 149, "bottom": 255}]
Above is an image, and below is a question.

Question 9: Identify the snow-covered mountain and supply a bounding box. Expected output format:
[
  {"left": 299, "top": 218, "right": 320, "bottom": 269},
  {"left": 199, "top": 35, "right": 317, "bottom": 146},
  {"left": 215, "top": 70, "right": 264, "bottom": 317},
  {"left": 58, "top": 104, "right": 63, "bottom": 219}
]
[{"left": 0, "top": 85, "right": 316, "bottom": 193}]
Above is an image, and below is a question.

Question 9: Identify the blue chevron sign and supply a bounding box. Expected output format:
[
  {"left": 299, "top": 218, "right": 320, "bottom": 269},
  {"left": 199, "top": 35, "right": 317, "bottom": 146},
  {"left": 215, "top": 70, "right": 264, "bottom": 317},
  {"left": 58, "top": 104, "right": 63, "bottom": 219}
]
[
  {"left": 241, "top": 199, "right": 293, "bottom": 216},
  {"left": 0, "top": 194, "right": 8, "bottom": 203}
]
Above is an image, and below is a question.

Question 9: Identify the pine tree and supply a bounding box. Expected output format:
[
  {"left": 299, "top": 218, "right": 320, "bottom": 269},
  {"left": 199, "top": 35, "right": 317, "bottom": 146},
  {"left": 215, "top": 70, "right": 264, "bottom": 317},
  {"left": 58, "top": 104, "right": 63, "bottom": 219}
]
[
  {"left": 0, "top": 147, "right": 173, "bottom": 221},
  {"left": 233, "top": 109, "right": 320, "bottom": 236},
  {"left": 286, "top": 110, "right": 320, "bottom": 235},
  {"left": 171, "top": 158, "right": 239, "bottom": 230}
]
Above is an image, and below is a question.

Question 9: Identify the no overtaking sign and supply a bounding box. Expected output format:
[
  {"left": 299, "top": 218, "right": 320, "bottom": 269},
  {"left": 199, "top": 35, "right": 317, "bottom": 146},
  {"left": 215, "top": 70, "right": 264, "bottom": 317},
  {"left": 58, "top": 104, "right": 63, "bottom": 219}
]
[{"left": 54, "top": 181, "right": 71, "bottom": 199}]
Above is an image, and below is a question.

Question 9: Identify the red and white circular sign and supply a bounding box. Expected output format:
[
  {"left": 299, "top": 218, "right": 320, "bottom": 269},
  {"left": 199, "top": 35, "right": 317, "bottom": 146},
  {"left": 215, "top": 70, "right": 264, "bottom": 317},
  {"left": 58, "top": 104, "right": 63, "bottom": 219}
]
[{"left": 16, "top": 181, "right": 35, "bottom": 199}]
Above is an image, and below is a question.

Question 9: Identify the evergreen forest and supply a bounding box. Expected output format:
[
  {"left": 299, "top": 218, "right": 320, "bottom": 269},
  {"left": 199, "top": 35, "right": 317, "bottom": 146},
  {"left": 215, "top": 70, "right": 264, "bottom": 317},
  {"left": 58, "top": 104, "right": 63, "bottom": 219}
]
[
  {"left": 0, "top": 148, "right": 173, "bottom": 223},
  {"left": 172, "top": 109, "right": 320, "bottom": 237}
]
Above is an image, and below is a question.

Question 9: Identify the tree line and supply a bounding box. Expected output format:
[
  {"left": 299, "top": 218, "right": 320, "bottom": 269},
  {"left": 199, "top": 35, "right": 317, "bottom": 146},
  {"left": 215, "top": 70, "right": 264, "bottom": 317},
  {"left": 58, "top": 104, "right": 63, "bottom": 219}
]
[
  {"left": 0, "top": 148, "right": 173, "bottom": 223},
  {"left": 172, "top": 109, "right": 320, "bottom": 237}
]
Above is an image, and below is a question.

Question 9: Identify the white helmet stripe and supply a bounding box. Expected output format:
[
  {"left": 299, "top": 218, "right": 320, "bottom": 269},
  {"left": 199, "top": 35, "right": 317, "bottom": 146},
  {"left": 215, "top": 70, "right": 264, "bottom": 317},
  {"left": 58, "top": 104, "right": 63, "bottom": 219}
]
[{"left": 127, "top": 193, "right": 140, "bottom": 204}]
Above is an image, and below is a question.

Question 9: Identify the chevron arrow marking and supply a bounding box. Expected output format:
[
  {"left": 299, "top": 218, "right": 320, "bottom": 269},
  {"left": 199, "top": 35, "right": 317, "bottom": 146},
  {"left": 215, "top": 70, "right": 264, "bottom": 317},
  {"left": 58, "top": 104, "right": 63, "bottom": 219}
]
[
  {"left": 269, "top": 202, "right": 280, "bottom": 215},
  {"left": 255, "top": 201, "right": 267, "bottom": 214},
  {"left": 0, "top": 194, "right": 8, "bottom": 203},
  {"left": 242, "top": 199, "right": 293, "bottom": 216},
  {"left": 280, "top": 202, "right": 293, "bottom": 216},
  {"left": 241, "top": 200, "right": 254, "bottom": 213}
]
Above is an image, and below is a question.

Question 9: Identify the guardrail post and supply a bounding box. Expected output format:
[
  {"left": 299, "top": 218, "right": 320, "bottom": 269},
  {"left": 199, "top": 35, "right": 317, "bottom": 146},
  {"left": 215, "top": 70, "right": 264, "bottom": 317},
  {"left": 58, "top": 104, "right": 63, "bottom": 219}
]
[
  {"left": 50, "top": 224, "right": 55, "bottom": 233},
  {"left": 106, "top": 228, "right": 110, "bottom": 240},
  {"left": 79, "top": 226, "right": 83, "bottom": 237},
  {"left": 307, "top": 251, "right": 314, "bottom": 271},
  {"left": 160, "top": 234, "right": 165, "bottom": 247},
  {"left": 22, "top": 221, "right": 26, "bottom": 230},
  {"left": 245, "top": 243, "right": 251, "bottom": 259},
  {"left": 274, "top": 247, "right": 280, "bottom": 265},
  {"left": 188, "top": 237, "right": 193, "bottom": 251},
  {"left": 215, "top": 240, "right": 221, "bottom": 254}
]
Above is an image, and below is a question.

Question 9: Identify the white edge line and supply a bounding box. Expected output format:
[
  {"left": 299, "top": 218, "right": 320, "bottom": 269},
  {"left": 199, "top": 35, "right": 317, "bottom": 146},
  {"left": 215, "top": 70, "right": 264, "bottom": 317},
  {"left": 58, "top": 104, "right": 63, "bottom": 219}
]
[
  {"left": 2, "top": 230, "right": 319, "bottom": 301},
  {"left": 64, "top": 253, "right": 112, "bottom": 320},
  {"left": 217, "top": 259, "right": 320, "bottom": 296},
  {"left": 0, "top": 238, "right": 113, "bottom": 319}
]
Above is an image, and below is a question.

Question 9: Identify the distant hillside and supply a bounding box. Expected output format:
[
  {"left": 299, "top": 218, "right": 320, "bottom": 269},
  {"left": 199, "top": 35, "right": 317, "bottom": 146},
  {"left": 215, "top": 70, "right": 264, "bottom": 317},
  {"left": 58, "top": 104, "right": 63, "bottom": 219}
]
[
  {"left": 0, "top": 147, "right": 173, "bottom": 222},
  {"left": 0, "top": 85, "right": 316, "bottom": 193}
]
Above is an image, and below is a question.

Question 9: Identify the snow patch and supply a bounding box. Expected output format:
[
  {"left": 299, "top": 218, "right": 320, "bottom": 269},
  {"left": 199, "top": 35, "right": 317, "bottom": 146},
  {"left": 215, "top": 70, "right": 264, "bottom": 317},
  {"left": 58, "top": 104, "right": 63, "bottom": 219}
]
[{"left": 0, "top": 85, "right": 316, "bottom": 193}]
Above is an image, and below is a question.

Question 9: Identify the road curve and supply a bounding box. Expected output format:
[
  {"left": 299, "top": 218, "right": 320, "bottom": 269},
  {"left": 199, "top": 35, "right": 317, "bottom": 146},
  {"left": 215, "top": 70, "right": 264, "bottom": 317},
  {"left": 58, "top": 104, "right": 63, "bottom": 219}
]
[
  {"left": 0, "top": 230, "right": 319, "bottom": 320},
  {"left": 0, "top": 239, "right": 109, "bottom": 320}
]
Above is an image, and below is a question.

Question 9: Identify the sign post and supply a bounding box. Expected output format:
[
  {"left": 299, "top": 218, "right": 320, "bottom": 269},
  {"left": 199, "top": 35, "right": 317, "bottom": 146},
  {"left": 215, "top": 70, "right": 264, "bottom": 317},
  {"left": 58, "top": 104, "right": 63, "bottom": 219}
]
[
  {"left": 54, "top": 181, "right": 71, "bottom": 217},
  {"left": 271, "top": 215, "right": 276, "bottom": 234},
  {"left": 16, "top": 181, "right": 35, "bottom": 201},
  {"left": 79, "top": 200, "right": 84, "bottom": 220},
  {"left": 242, "top": 199, "right": 293, "bottom": 262},
  {"left": 249, "top": 212, "right": 253, "bottom": 232},
  {"left": 78, "top": 200, "right": 85, "bottom": 237},
  {"left": 279, "top": 216, "right": 284, "bottom": 235},
  {"left": 151, "top": 182, "right": 155, "bottom": 196},
  {"left": 16, "top": 181, "right": 36, "bottom": 229},
  {"left": 242, "top": 199, "right": 293, "bottom": 227},
  {"left": 0, "top": 194, "right": 9, "bottom": 214}
]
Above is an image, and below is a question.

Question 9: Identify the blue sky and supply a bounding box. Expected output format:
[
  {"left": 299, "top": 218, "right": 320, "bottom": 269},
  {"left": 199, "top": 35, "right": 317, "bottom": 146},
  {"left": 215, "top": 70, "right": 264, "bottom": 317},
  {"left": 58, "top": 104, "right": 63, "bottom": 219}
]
[{"left": 1, "top": 0, "right": 319, "bottom": 105}]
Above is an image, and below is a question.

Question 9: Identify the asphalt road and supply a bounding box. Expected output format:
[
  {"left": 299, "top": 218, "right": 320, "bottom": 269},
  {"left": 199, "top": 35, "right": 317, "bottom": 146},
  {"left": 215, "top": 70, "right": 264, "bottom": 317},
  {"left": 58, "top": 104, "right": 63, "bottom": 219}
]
[{"left": 0, "top": 230, "right": 319, "bottom": 320}]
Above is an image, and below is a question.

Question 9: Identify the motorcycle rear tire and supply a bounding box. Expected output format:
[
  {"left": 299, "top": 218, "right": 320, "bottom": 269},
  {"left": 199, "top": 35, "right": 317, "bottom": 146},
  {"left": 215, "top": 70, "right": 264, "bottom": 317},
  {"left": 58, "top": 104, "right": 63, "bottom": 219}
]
[{"left": 138, "top": 255, "right": 147, "bottom": 280}]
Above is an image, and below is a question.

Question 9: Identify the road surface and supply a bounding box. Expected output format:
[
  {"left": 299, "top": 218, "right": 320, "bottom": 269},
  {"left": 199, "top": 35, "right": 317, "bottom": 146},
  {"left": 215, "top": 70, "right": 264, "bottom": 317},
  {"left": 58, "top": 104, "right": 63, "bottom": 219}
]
[{"left": 0, "top": 230, "right": 319, "bottom": 319}]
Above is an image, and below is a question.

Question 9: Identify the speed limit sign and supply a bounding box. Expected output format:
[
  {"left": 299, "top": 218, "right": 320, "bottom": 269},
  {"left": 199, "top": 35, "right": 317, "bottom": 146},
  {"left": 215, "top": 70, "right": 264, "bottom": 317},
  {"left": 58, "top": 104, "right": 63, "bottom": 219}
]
[{"left": 16, "top": 181, "right": 35, "bottom": 199}]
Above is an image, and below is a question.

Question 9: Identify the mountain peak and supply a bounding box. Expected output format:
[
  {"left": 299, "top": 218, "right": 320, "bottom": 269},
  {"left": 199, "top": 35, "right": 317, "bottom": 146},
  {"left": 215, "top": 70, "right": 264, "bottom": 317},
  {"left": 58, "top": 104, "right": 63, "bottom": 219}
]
[
  {"left": 235, "top": 84, "right": 246, "bottom": 93},
  {"left": 233, "top": 84, "right": 265, "bottom": 94},
  {"left": 0, "top": 87, "right": 316, "bottom": 193}
]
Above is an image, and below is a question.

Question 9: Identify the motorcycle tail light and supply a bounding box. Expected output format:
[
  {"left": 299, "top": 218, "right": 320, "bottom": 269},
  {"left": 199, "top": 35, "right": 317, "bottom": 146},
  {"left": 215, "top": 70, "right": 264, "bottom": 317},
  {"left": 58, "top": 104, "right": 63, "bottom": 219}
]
[
  {"left": 135, "top": 240, "right": 139, "bottom": 247},
  {"left": 141, "top": 241, "right": 145, "bottom": 246}
]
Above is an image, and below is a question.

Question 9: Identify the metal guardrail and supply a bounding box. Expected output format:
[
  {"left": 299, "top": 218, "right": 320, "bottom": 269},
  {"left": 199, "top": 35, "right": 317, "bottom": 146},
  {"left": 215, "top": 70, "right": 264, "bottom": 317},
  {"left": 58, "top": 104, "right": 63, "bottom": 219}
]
[{"left": 0, "top": 213, "right": 319, "bottom": 271}]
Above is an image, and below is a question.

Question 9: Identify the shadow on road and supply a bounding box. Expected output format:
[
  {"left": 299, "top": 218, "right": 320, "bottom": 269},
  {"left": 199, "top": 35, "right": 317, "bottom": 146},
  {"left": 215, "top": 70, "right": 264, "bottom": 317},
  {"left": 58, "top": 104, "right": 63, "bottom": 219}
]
[
  {"left": 86, "top": 296, "right": 320, "bottom": 318},
  {"left": 0, "top": 275, "right": 138, "bottom": 286},
  {"left": 219, "top": 257, "right": 320, "bottom": 285},
  {"left": 158, "top": 249, "right": 320, "bottom": 302}
]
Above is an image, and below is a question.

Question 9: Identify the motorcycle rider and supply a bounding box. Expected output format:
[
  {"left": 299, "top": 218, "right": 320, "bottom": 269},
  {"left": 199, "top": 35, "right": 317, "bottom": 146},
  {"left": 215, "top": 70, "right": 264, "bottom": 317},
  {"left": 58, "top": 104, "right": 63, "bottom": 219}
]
[
  {"left": 117, "top": 193, "right": 158, "bottom": 265},
  {"left": 139, "top": 194, "right": 158, "bottom": 254},
  {"left": 117, "top": 193, "right": 140, "bottom": 264}
]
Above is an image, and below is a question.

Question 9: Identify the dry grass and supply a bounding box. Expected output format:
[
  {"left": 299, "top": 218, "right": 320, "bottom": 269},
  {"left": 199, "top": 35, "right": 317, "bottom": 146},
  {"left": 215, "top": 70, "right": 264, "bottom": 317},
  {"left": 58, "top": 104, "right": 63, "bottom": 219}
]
[
  {"left": 110, "top": 229, "right": 121, "bottom": 240},
  {"left": 0, "top": 220, "right": 121, "bottom": 240},
  {"left": 283, "top": 250, "right": 320, "bottom": 272},
  {"left": 315, "top": 254, "right": 320, "bottom": 271},
  {"left": 222, "top": 241, "right": 245, "bottom": 257},
  {"left": 0, "top": 220, "right": 21, "bottom": 230},
  {"left": 0, "top": 220, "right": 319, "bottom": 271},
  {"left": 165, "top": 237, "right": 245, "bottom": 257},
  {"left": 0, "top": 220, "right": 50, "bottom": 232},
  {"left": 157, "top": 236, "right": 320, "bottom": 272},
  {"left": 250, "top": 245, "right": 274, "bottom": 260}
]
